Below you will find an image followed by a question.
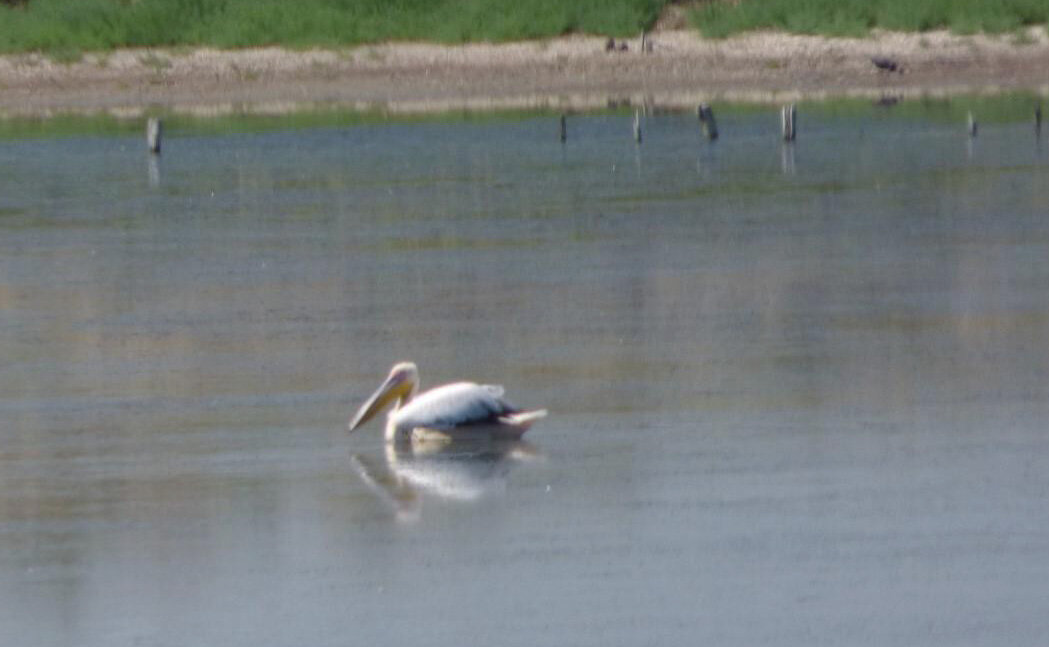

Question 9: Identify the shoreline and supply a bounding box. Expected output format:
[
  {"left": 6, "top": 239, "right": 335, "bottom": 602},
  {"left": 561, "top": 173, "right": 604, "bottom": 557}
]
[{"left": 1, "top": 28, "right": 1048, "bottom": 118}]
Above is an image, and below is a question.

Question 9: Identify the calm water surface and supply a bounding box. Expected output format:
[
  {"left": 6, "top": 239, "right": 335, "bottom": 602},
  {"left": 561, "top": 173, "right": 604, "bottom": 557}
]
[{"left": 2, "top": 110, "right": 1048, "bottom": 646}]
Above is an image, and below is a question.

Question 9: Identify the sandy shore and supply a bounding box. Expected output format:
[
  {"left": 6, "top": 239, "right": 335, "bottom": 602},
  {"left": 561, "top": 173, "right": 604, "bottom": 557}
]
[{"left": 1, "top": 27, "right": 1048, "bottom": 117}]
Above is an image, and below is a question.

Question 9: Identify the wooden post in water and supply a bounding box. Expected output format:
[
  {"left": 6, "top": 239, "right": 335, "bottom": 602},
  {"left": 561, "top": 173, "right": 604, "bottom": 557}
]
[
  {"left": 781, "top": 104, "right": 796, "bottom": 142},
  {"left": 1036, "top": 105, "right": 1042, "bottom": 136},
  {"left": 633, "top": 109, "right": 642, "bottom": 143},
  {"left": 559, "top": 114, "right": 567, "bottom": 142},
  {"left": 697, "top": 103, "right": 718, "bottom": 140},
  {"left": 967, "top": 111, "right": 978, "bottom": 137},
  {"left": 146, "top": 117, "right": 162, "bottom": 154}
]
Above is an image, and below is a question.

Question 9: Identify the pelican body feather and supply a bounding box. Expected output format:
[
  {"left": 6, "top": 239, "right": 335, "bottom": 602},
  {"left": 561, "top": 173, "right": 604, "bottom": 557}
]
[{"left": 349, "top": 362, "right": 546, "bottom": 443}]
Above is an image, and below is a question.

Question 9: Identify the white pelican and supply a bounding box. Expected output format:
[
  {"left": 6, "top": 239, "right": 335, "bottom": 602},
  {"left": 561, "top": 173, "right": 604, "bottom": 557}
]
[{"left": 348, "top": 361, "right": 547, "bottom": 444}]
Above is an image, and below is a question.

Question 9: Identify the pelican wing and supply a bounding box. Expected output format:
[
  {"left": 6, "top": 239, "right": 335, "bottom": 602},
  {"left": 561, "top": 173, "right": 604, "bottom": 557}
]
[{"left": 391, "top": 382, "right": 516, "bottom": 431}]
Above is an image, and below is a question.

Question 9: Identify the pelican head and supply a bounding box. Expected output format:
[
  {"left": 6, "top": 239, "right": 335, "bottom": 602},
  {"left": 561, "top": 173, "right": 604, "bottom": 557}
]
[{"left": 348, "top": 361, "right": 419, "bottom": 432}]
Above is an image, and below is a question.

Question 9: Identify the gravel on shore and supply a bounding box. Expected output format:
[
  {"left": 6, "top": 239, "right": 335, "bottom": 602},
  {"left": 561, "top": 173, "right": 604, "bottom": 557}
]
[{"left": 1, "top": 28, "right": 1048, "bottom": 117}]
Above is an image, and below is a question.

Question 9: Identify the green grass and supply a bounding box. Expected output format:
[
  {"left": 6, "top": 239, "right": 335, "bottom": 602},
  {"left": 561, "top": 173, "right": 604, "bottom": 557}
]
[
  {"left": 0, "top": 0, "right": 666, "bottom": 54},
  {"left": 3, "top": 0, "right": 1046, "bottom": 55},
  {"left": 692, "top": 0, "right": 1049, "bottom": 38}
]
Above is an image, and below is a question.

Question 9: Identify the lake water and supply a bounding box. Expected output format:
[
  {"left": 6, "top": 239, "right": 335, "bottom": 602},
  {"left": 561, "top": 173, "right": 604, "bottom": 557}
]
[{"left": 2, "top": 107, "right": 1048, "bottom": 646}]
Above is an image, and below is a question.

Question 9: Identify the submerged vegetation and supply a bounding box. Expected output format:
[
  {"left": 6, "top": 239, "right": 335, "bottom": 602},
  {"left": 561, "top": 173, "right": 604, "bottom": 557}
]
[
  {"left": 0, "top": 94, "right": 1043, "bottom": 141},
  {"left": 691, "top": 0, "right": 1049, "bottom": 38}
]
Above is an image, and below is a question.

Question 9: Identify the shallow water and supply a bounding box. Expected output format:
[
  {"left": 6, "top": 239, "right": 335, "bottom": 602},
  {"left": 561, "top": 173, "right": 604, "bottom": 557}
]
[{"left": 2, "top": 109, "right": 1048, "bottom": 646}]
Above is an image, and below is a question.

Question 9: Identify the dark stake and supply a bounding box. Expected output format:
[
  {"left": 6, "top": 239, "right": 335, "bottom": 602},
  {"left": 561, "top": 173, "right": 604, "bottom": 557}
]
[
  {"left": 146, "top": 118, "right": 162, "bottom": 154},
  {"left": 781, "top": 104, "right": 797, "bottom": 142},
  {"left": 697, "top": 104, "right": 718, "bottom": 140}
]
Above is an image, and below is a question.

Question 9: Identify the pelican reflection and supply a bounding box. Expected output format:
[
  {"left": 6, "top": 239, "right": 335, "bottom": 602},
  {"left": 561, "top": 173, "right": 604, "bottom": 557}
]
[{"left": 350, "top": 438, "right": 541, "bottom": 521}]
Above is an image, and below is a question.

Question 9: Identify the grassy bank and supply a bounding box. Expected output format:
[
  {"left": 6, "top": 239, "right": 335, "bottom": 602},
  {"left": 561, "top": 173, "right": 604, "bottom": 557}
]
[
  {"left": 0, "top": 0, "right": 665, "bottom": 54},
  {"left": 2, "top": 0, "right": 1048, "bottom": 57},
  {"left": 692, "top": 0, "right": 1049, "bottom": 38}
]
